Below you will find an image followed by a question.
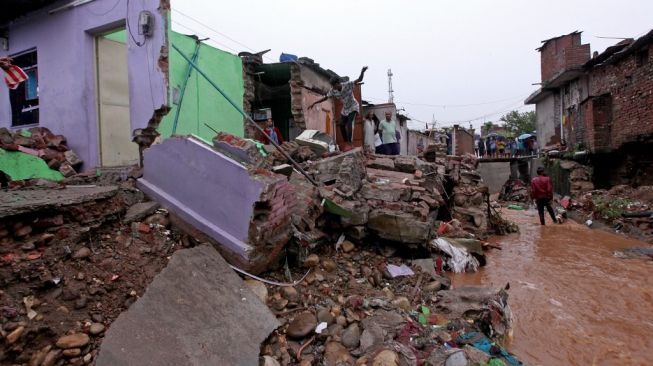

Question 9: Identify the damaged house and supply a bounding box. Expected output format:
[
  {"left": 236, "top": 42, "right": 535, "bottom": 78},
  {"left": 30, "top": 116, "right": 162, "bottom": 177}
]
[
  {"left": 0, "top": 0, "right": 246, "bottom": 178},
  {"left": 525, "top": 29, "right": 653, "bottom": 187}
]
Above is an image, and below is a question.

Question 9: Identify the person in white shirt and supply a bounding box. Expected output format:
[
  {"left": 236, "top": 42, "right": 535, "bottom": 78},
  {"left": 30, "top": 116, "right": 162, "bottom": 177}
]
[{"left": 363, "top": 111, "right": 380, "bottom": 153}]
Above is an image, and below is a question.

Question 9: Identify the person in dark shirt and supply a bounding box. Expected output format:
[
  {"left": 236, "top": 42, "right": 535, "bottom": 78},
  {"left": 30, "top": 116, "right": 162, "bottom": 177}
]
[{"left": 530, "top": 167, "right": 558, "bottom": 225}]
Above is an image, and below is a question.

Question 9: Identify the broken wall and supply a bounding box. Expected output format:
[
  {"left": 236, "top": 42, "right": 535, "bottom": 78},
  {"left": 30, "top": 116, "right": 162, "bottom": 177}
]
[
  {"left": 159, "top": 31, "right": 244, "bottom": 141},
  {"left": 292, "top": 64, "right": 336, "bottom": 138},
  {"left": 0, "top": 0, "right": 169, "bottom": 169}
]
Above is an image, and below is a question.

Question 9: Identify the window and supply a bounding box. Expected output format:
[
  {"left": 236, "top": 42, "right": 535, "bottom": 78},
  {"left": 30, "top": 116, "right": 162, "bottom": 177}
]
[
  {"left": 9, "top": 49, "right": 38, "bottom": 126},
  {"left": 636, "top": 49, "right": 649, "bottom": 67}
]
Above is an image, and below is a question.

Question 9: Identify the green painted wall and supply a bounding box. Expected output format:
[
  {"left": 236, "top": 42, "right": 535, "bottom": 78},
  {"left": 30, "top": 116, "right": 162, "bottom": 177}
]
[
  {"left": 103, "top": 29, "right": 127, "bottom": 44},
  {"left": 159, "top": 31, "right": 245, "bottom": 140},
  {"left": 0, "top": 150, "right": 64, "bottom": 181}
]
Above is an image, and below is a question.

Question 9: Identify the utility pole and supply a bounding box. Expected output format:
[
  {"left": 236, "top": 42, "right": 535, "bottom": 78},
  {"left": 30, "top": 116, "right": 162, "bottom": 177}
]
[{"left": 387, "top": 68, "right": 394, "bottom": 104}]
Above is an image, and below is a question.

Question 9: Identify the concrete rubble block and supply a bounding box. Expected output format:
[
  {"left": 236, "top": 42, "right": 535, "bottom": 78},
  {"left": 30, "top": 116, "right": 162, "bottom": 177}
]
[
  {"left": 452, "top": 206, "right": 488, "bottom": 236},
  {"left": 366, "top": 157, "right": 395, "bottom": 171},
  {"left": 393, "top": 155, "right": 417, "bottom": 173},
  {"left": 340, "top": 201, "right": 370, "bottom": 227},
  {"left": 122, "top": 201, "right": 160, "bottom": 224},
  {"left": 138, "top": 136, "right": 294, "bottom": 274},
  {"left": 64, "top": 150, "right": 83, "bottom": 168},
  {"left": 360, "top": 183, "right": 408, "bottom": 202},
  {"left": 335, "top": 156, "right": 366, "bottom": 196},
  {"left": 96, "top": 244, "right": 280, "bottom": 366},
  {"left": 312, "top": 148, "right": 365, "bottom": 183},
  {"left": 212, "top": 132, "right": 267, "bottom": 168},
  {"left": 367, "top": 209, "right": 432, "bottom": 244}
]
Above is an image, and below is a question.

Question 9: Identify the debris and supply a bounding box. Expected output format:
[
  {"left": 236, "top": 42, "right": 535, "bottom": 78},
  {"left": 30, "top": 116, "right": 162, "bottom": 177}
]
[
  {"left": 386, "top": 264, "right": 415, "bottom": 278},
  {"left": 432, "top": 238, "right": 481, "bottom": 273}
]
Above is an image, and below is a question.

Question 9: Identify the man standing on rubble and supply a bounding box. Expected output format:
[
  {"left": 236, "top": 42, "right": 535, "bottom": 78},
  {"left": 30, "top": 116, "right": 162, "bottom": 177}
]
[
  {"left": 310, "top": 66, "right": 368, "bottom": 149},
  {"left": 531, "top": 167, "right": 558, "bottom": 225}
]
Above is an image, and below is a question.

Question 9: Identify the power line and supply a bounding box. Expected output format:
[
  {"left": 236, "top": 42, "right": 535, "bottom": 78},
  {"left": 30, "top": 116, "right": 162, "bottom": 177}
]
[
  {"left": 171, "top": 20, "right": 240, "bottom": 53},
  {"left": 366, "top": 93, "right": 530, "bottom": 109},
  {"left": 172, "top": 9, "right": 275, "bottom": 62}
]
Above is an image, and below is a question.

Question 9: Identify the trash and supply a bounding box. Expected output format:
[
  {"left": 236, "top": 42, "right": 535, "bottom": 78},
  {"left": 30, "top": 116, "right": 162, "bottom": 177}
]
[
  {"left": 315, "top": 322, "right": 328, "bottom": 334},
  {"left": 585, "top": 219, "right": 593, "bottom": 227},
  {"left": 386, "top": 264, "right": 415, "bottom": 278},
  {"left": 23, "top": 296, "right": 38, "bottom": 320},
  {"left": 431, "top": 238, "right": 480, "bottom": 273},
  {"left": 507, "top": 204, "right": 524, "bottom": 210}
]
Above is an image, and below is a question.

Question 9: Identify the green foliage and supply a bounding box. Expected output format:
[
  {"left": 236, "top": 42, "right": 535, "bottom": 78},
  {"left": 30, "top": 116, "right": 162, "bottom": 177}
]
[
  {"left": 500, "top": 110, "right": 536, "bottom": 135},
  {"left": 591, "top": 196, "right": 632, "bottom": 221}
]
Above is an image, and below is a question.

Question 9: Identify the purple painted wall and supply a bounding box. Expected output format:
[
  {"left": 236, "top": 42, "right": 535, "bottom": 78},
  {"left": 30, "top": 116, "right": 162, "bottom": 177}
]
[
  {"left": 137, "top": 136, "right": 265, "bottom": 260},
  {"left": 0, "top": 0, "right": 168, "bottom": 168}
]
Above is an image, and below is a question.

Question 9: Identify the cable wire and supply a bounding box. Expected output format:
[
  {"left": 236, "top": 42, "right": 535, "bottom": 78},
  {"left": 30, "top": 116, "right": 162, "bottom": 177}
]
[{"left": 126, "top": 0, "right": 144, "bottom": 47}]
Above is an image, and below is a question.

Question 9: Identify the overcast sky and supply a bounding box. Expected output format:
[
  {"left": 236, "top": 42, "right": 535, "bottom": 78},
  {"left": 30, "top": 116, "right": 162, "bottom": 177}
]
[{"left": 171, "top": 0, "right": 653, "bottom": 130}]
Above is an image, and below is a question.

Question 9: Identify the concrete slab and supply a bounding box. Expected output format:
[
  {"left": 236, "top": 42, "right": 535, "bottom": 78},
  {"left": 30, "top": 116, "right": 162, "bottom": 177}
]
[
  {"left": 122, "top": 201, "right": 160, "bottom": 223},
  {"left": 0, "top": 185, "right": 118, "bottom": 218},
  {"left": 96, "top": 244, "right": 280, "bottom": 366}
]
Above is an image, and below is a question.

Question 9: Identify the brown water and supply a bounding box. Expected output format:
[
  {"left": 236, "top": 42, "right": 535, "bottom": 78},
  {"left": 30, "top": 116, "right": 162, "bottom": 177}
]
[{"left": 451, "top": 208, "right": 653, "bottom": 366}]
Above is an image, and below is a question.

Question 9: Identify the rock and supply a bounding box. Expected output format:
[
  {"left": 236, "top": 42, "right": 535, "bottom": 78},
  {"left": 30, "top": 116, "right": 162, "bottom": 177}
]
[
  {"left": 341, "top": 241, "right": 355, "bottom": 253},
  {"left": 463, "top": 345, "right": 490, "bottom": 364},
  {"left": 83, "top": 353, "right": 93, "bottom": 363},
  {"left": 91, "top": 314, "right": 104, "bottom": 323},
  {"left": 341, "top": 323, "right": 361, "bottom": 349},
  {"left": 424, "top": 281, "right": 443, "bottom": 292},
  {"left": 244, "top": 280, "right": 268, "bottom": 303},
  {"left": 360, "top": 323, "right": 384, "bottom": 351},
  {"left": 336, "top": 315, "right": 348, "bottom": 326},
  {"left": 304, "top": 254, "right": 320, "bottom": 268},
  {"left": 74, "top": 296, "right": 88, "bottom": 309},
  {"left": 63, "top": 348, "right": 82, "bottom": 357},
  {"left": 286, "top": 312, "right": 317, "bottom": 339},
  {"left": 56, "top": 333, "right": 90, "bottom": 349},
  {"left": 391, "top": 297, "right": 411, "bottom": 312},
  {"left": 21, "top": 241, "right": 36, "bottom": 251},
  {"left": 144, "top": 213, "right": 170, "bottom": 227},
  {"left": 317, "top": 308, "right": 335, "bottom": 325},
  {"left": 72, "top": 247, "right": 91, "bottom": 259},
  {"left": 29, "top": 345, "right": 52, "bottom": 366},
  {"left": 271, "top": 298, "right": 288, "bottom": 311},
  {"left": 261, "top": 355, "right": 281, "bottom": 366},
  {"left": 372, "top": 350, "right": 400, "bottom": 366},
  {"left": 15, "top": 225, "right": 32, "bottom": 237},
  {"left": 42, "top": 350, "right": 62, "bottom": 366},
  {"left": 281, "top": 286, "right": 299, "bottom": 302},
  {"left": 89, "top": 323, "right": 105, "bottom": 335},
  {"left": 322, "top": 258, "right": 337, "bottom": 273},
  {"left": 444, "top": 350, "right": 468, "bottom": 366},
  {"left": 6, "top": 325, "right": 25, "bottom": 344},
  {"left": 324, "top": 341, "right": 355, "bottom": 366}
]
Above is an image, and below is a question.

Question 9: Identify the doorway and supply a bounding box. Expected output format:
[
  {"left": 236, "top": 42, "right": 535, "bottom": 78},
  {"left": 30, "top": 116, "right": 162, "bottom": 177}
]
[{"left": 96, "top": 29, "right": 139, "bottom": 166}]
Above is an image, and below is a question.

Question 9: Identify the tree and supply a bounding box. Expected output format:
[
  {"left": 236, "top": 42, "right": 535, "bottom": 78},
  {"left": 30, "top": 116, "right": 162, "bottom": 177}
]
[{"left": 500, "top": 110, "right": 536, "bottom": 135}]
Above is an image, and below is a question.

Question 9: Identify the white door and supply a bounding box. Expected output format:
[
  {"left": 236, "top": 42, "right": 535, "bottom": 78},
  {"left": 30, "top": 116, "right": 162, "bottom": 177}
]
[{"left": 96, "top": 36, "right": 139, "bottom": 166}]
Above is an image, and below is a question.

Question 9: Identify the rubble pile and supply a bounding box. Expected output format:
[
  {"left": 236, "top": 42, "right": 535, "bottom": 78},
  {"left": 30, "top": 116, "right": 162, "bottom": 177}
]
[
  {"left": 0, "top": 183, "right": 195, "bottom": 365},
  {"left": 256, "top": 242, "right": 522, "bottom": 365},
  {"left": 499, "top": 179, "right": 529, "bottom": 203},
  {"left": 0, "top": 127, "right": 83, "bottom": 178},
  {"left": 555, "top": 160, "right": 594, "bottom": 198},
  {"left": 574, "top": 184, "right": 653, "bottom": 243}
]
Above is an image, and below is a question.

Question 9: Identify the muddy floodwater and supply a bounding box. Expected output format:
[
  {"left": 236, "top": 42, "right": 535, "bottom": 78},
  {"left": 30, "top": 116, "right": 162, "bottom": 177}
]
[{"left": 451, "top": 208, "right": 653, "bottom": 366}]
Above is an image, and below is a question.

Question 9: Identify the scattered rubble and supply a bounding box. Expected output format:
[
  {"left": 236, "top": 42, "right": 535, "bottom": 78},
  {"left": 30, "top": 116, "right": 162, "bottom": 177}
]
[{"left": 0, "top": 127, "right": 84, "bottom": 180}]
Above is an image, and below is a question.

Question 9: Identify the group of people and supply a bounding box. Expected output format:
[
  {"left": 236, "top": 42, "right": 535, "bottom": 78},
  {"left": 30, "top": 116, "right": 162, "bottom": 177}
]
[
  {"left": 476, "top": 135, "right": 537, "bottom": 158},
  {"left": 362, "top": 111, "right": 401, "bottom": 155}
]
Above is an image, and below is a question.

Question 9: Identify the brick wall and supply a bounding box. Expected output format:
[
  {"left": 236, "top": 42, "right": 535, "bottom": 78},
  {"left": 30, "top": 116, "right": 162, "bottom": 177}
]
[
  {"left": 540, "top": 33, "right": 590, "bottom": 82},
  {"left": 588, "top": 43, "right": 653, "bottom": 151},
  {"left": 453, "top": 126, "right": 474, "bottom": 155}
]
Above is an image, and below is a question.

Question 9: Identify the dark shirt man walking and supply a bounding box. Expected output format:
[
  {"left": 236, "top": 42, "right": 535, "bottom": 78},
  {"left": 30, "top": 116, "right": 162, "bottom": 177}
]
[{"left": 530, "top": 167, "right": 558, "bottom": 225}]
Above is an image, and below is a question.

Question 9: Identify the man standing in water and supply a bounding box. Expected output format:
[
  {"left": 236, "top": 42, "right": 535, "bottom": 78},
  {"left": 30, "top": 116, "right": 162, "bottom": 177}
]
[
  {"left": 531, "top": 167, "right": 558, "bottom": 225},
  {"left": 310, "top": 66, "right": 368, "bottom": 148}
]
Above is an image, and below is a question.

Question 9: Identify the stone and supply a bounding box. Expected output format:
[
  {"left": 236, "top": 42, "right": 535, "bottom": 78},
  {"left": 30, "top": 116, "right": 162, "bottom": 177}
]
[
  {"left": 341, "top": 323, "right": 361, "bottom": 349},
  {"left": 89, "top": 323, "right": 105, "bottom": 335},
  {"left": 336, "top": 315, "right": 348, "bottom": 326},
  {"left": 412, "top": 258, "right": 436, "bottom": 278},
  {"left": 368, "top": 209, "right": 432, "bottom": 243},
  {"left": 341, "top": 240, "right": 355, "bottom": 253},
  {"left": 29, "top": 345, "right": 52, "bottom": 366},
  {"left": 72, "top": 247, "right": 91, "bottom": 259},
  {"left": 42, "top": 350, "right": 62, "bottom": 366},
  {"left": 424, "top": 281, "right": 443, "bottom": 292},
  {"left": 281, "top": 286, "right": 299, "bottom": 302},
  {"left": 271, "top": 298, "right": 288, "bottom": 311},
  {"left": 444, "top": 350, "right": 468, "bottom": 366},
  {"left": 15, "top": 225, "right": 32, "bottom": 237},
  {"left": 63, "top": 348, "right": 82, "bottom": 357},
  {"left": 144, "top": 213, "right": 170, "bottom": 227},
  {"left": 360, "top": 323, "right": 384, "bottom": 351},
  {"left": 372, "top": 350, "right": 400, "bottom": 366},
  {"left": 304, "top": 254, "right": 320, "bottom": 268},
  {"left": 262, "top": 355, "right": 281, "bottom": 366},
  {"left": 286, "top": 312, "right": 317, "bottom": 339},
  {"left": 324, "top": 341, "right": 355, "bottom": 366},
  {"left": 6, "top": 325, "right": 25, "bottom": 344},
  {"left": 391, "top": 297, "right": 411, "bottom": 312},
  {"left": 244, "top": 280, "right": 268, "bottom": 303},
  {"left": 368, "top": 157, "right": 395, "bottom": 171},
  {"left": 56, "top": 333, "right": 90, "bottom": 349},
  {"left": 74, "top": 296, "right": 88, "bottom": 309},
  {"left": 322, "top": 258, "right": 337, "bottom": 273},
  {"left": 317, "top": 308, "right": 335, "bottom": 325},
  {"left": 463, "top": 345, "right": 490, "bottom": 364}
]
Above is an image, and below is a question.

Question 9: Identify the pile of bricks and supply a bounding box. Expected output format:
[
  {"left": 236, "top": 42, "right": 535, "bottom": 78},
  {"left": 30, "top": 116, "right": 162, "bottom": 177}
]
[
  {"left": 0, "top": 127, "right": 83, "bottom": 177},
  {"left": 446, "top": 154, "right": 491, "bottom": 238}
]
